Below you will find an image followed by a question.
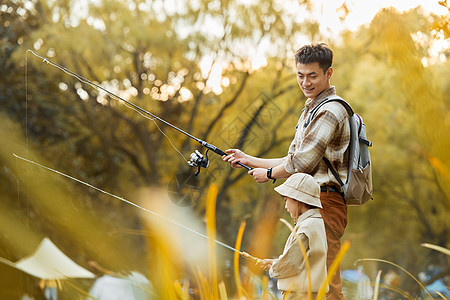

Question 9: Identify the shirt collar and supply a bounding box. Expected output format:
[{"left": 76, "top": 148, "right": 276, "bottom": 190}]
[
  {"left": 305, "top": 86, "right": 336, "bottom": 110},
  {"left": 294, "top": 208, "right": 322, "bottom": 226}
]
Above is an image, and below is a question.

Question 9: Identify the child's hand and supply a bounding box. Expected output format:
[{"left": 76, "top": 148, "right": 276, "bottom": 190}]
[{"left": 257, "top": 259, "right": 274, "bottom": 271}]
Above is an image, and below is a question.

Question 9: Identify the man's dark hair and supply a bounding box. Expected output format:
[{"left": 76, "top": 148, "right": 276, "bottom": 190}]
[{"left": 295, "top": 43, "right": 333, "bottom": 74}]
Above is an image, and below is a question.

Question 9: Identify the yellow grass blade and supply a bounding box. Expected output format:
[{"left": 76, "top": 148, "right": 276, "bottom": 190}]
[
  {"left": 316, "top": 240, "right": 351, "bottom": 300},
  {"left": 234, "top": 220, "right": 247, "bottom": 299},
  {"left": 206, "top": 184, "right": 219, "bottom": 299},
  {"left": 173, "top": 280, "right": 185, "bottom": 299},
  {"left": 355, "top": 258, "right": 433, "bottom": 298},
  {"left": 427, "top": 155, "right": 450, "bottom": 182},
  {"left": 182, "top": 278, "right": 191, "bottom": 299},
  {"left": 436, "top": 291, "right": 449, "bottom": 300},
  {"left": 194, "top": 267, "right": 209, "bottom": 300},
  {"left": 377, "top": 283, "right": 414, "bottom": 299},
  {"left": 156, "top": 244, "right": 179, "bottom": 299},
  {"left": 262, "top": 275, "right": 269, "bottom": 300},
  {"left": 279, "top": 218, "right": 312, "bottom": 299},
  {"left": 421, "top": 243, "right": 450, "bottom": 256},
  {"left": 373, "top": 270, "right": 382, "bottom": 300},
  {"left": 219, "top": 281, "right": 228, "bottom": 300}
]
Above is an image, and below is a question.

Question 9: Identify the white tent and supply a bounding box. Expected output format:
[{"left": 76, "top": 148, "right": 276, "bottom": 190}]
[
  {"left": 89, "top": 272, "right": 151, "bottom": 300},
  {"left": 12, "top": 237, "right": 95, "bottom": 280}
]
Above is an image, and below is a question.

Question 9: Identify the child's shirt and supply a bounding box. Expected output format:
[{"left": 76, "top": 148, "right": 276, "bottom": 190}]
[{"left": 269, "top": 208, "right": 328, "bottom": 293}]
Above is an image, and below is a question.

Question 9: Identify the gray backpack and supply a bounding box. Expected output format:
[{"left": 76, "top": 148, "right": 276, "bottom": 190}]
[{"left": 305, "top": 96, "right": 373, "bottom": 205}]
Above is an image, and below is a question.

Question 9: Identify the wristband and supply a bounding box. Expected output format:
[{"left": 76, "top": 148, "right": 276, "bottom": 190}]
[{"left": 267, "top": 167, "right": 274, "bottom": 180}]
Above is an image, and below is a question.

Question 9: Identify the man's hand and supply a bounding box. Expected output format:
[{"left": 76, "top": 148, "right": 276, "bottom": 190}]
[
  {"left": 257, "top": 259, "right": 274, "bottom": 271},
  {"left": 248, "top": 168, "right": 270, "bottom": 183},
  {"left": 222, "top": 149, "right": 248, "bottom": 168}
]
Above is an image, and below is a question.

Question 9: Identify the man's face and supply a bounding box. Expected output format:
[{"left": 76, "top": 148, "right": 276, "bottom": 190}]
[{"left": 296, "top": 62, "right": 333, "bottom": 99}]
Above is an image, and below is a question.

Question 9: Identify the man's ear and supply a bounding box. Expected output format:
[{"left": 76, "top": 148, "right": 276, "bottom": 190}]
[{"left": 326, "top": 67, "right": 333, "bottom": 79}]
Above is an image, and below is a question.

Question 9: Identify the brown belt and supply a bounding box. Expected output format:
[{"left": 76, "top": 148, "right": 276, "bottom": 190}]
[{"left": 320, "top": 186, "right": 340, "bottom": 193}]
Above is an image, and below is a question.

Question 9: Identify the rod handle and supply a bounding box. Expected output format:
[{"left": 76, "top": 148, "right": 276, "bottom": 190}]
[
  {"left": 240, "top": 251, "right": 262, "bottom": 264},
  {"left": 201, "top": 141, "right": 253, "bottom": 170},
  {"left": 237, "top": 161, "right": 252, "bottom": 171}
]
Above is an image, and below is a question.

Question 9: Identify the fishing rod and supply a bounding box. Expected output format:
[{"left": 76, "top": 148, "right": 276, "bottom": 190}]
[
  {"left": 13, "top": 153, "right": 261, "bottom": 264},
  {"left": 26, "top": 50, "right": 252, "bottom": 176}
]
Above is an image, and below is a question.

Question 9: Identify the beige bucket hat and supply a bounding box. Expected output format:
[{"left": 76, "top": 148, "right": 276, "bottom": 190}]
[{"left": 274, "top": 173, "right": 322, "bottom": 208}]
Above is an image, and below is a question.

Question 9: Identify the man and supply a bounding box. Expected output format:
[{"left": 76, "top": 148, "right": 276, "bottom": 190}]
[{"left": 223, "top": 43, "right": 350, "bottom": 299}]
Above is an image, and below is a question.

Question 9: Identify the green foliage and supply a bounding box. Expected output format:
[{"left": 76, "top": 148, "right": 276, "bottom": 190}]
[
  {"left": 337, "top": 8, "right": 450, "bottom": 292},
  {"left": 0, "top": 1, "right": 449, "bottom": 298}
]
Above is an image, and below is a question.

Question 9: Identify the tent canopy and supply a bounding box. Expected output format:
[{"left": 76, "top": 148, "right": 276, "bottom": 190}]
[{"left": 13, "top": 237, "right": 95, "bottom": 280}]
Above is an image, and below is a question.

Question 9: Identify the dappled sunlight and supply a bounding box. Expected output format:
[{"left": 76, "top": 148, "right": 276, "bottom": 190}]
[
  {"left": 137, "top": 187, "right": 209, "bottom": 272},
  {"left": 371, "top": 8, "right": 450, "bottom": 201},
  {"left": 1, "top": 115, "right": 449, "bottom": 298},
  {"left": 1, "top": 0, "right": 449, "bottom": 299}
]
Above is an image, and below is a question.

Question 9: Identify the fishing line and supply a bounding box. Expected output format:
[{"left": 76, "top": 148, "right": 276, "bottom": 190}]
[
  {"left": 25, "top": 50, "right": 189, "bottom": 164},
  {"left": 13, "top": 153, "right": 243, "bottom": 255},
  {"left": 25, "top": 50, "right": 252, "bottom": 174},
  {"left": 20, "top": 52, "right": 262, "bottom": 264}
]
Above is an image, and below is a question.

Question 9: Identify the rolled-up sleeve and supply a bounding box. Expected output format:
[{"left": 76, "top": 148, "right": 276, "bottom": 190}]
[
  {"left": 283, "top": 110, "right": 340, "bottom": 174},
  {"left": 269, "top": 234, "right": 309, "bottom": 279}
]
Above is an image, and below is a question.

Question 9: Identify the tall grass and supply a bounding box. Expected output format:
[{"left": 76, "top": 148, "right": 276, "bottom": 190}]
[
  {"left": 354, "top": 242, "right": 450, "bottom": 300},
  {"left": 278, "top": 218, "right": 313, "bottom": 299},
  {"left": 206, "top": 184, "right": 219, "bottom": 299},
  {"left": 355, "top": 258, "right": 433, "bottom": 299},
  {"left": 2, "top": 119, "right": 447, "bottom": 299},
  {"left": 234, "top": 220, "right": 246, "bottom": 299}
]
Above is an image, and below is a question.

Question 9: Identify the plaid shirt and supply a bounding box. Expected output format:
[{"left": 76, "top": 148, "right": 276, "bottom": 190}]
[{"left": 283, "top": 87, "right": 350, "bottom": 188}]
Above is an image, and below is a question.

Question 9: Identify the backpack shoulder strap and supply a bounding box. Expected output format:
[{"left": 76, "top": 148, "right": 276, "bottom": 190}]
[
  {"left": 303, "top": 96, "right": 354, "bottom": 187},
  {"left": 323, "top": 157, "right": 345, "bottom": 186},
  {"left": 303, "top": 96, "right": 353, "bottom": 128}
]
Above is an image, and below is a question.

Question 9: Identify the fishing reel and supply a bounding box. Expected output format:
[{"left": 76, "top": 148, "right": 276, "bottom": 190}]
[{"left": 188, "top": 150, "right": 210, "bottom": 176}]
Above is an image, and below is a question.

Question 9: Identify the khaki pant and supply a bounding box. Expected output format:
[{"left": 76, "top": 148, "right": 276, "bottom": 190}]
[{"left": 319, "top": 189, "right": 347, "bottom": 300}]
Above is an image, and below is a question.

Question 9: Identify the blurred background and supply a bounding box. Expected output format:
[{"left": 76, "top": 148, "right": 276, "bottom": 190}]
[{"left": 0, "top": 0, "right": 449, "bottom": 299}]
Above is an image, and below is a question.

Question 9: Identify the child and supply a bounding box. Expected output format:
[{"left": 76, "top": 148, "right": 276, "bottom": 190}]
[{"left": 258, "top": 173, "right": 328, "bottom": 299}]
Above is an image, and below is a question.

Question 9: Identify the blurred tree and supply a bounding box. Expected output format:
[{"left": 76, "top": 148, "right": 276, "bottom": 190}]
[
  {"left": 1, "top": 0, "right": 318, "bottom": 284},
  {"left": 9, "top": 0, "right": 318, "bottom": 196},
  {"left": 431, "top": 0, "right": 450, "bottom": 38},
  {"left": 336, "top": 7, "right": 449, "bottom": 293},
  {"left": 2, "top": 0, "right": 449, "bottom": 298},
  {"left": 0, "top": 0, "right": 49, "bottom": 258}
]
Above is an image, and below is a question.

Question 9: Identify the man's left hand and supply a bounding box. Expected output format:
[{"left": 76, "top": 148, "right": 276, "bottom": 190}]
[{"left": 248, "top": 168, "right": 270, "bottom": 183}]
